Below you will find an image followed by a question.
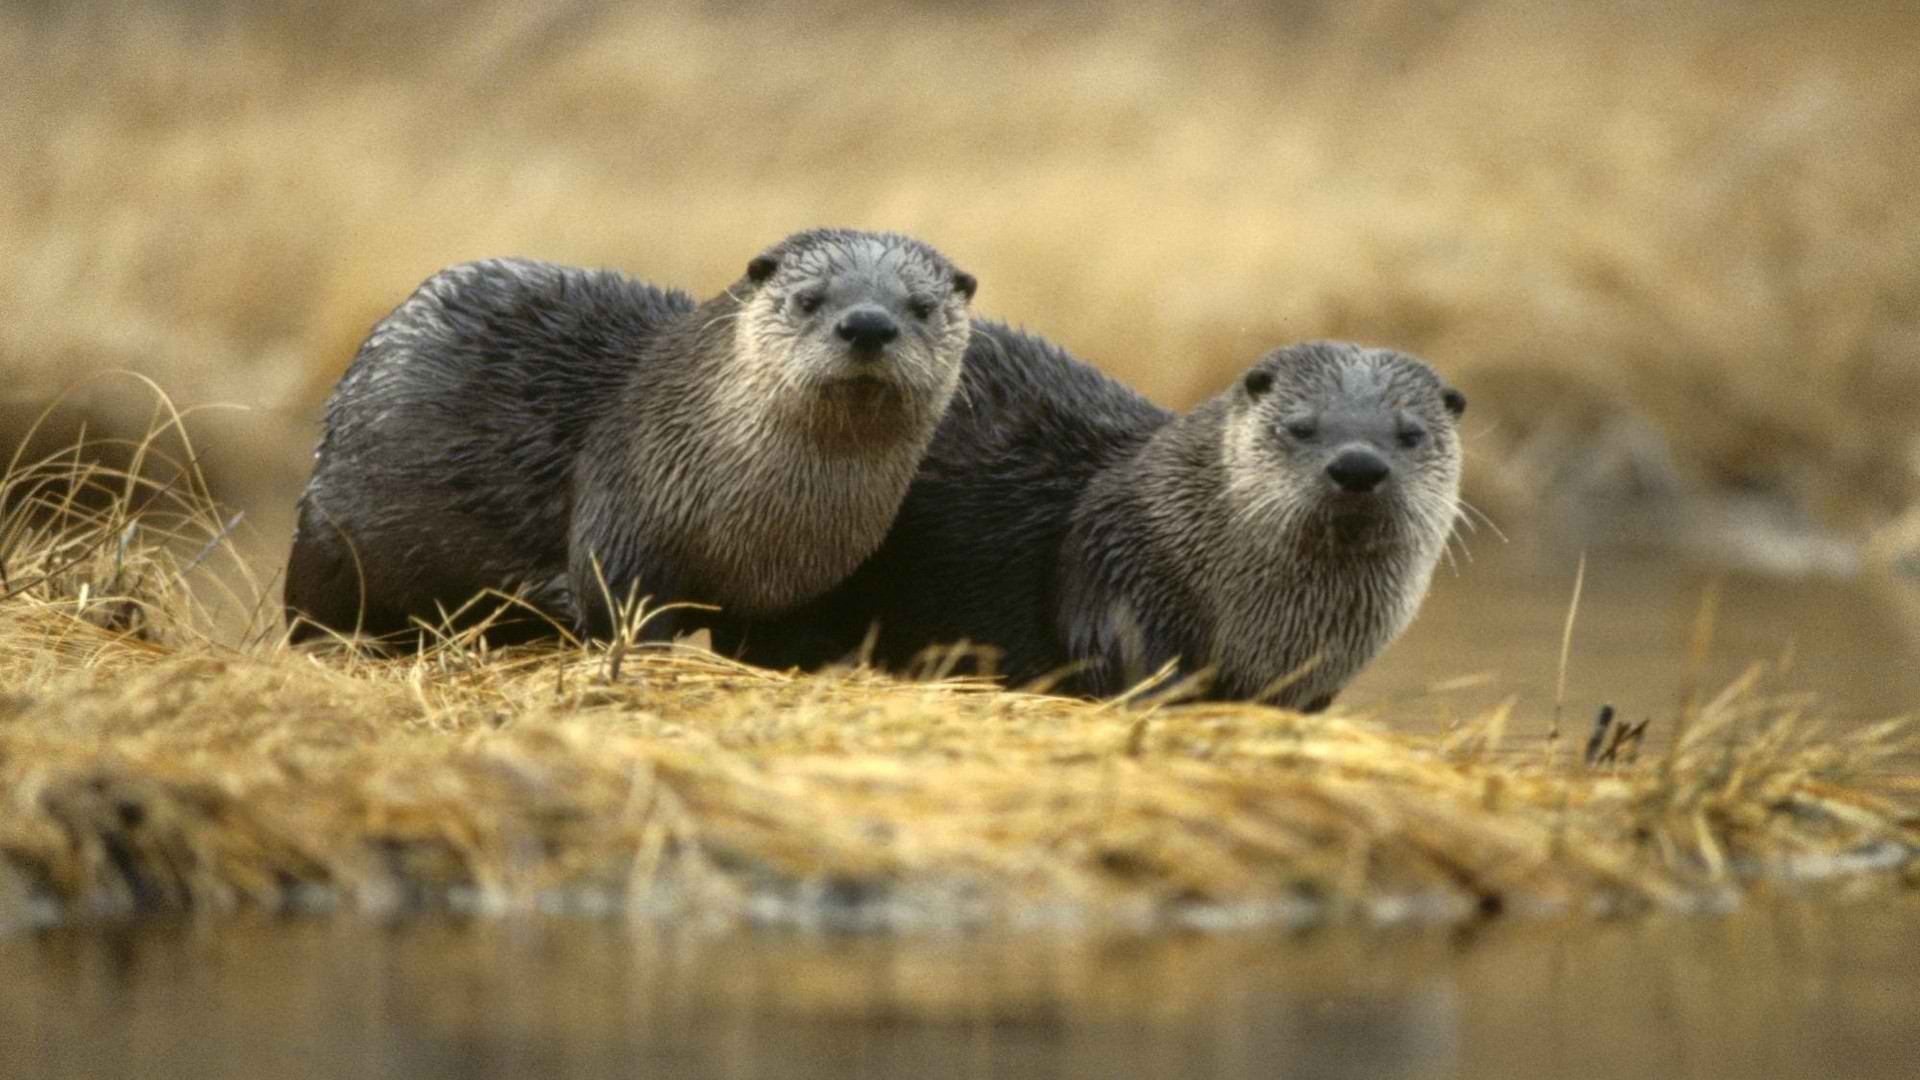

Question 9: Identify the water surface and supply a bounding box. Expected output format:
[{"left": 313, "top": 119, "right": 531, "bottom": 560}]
[
  {"left": 6, "top": 896, "right": 1919, "bottom": 1079},
  {"left": 1344, "top": 545, "right": 1920, "bottom": 740}
]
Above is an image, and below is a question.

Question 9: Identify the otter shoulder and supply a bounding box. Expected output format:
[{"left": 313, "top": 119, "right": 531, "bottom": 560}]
[
  {"left": 337, "top": 259, "right": 694, "bottom": 401},
  {"left": 408, "top": 258, "right": 696, "bottom": 342},
  {"left": 940, "top": 320, "right": 1171, "bottom": 468}
]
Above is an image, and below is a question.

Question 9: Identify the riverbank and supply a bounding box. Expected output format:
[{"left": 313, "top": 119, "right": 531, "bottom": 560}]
[{"left": 3, "top": 458, "right": 1913, "bottom": 934}]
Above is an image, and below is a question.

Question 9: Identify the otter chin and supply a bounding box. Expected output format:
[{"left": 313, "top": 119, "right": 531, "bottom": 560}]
[
  {"left": 738, "top": 330, "right": 1466, "bottom": 712},
  {"left": 1317, "top": 500, "right": 1407, "bottom": 549},
  {"left": 816, "top": 373, "right": 906, "bottom": 409},
  {"left": 1302, "top": 454, "right": 1428, "bottom": 549},
  {"left": 804, "top": 375, "right": 919, "bottom": 452}
]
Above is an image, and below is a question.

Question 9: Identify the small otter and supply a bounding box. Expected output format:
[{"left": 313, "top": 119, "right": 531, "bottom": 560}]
[
  {"left": 740, "top": 325, "right": 1465, "bottom": 710},
  {"left": 284, "top": 228, "right": 978, "bottom": 646}
]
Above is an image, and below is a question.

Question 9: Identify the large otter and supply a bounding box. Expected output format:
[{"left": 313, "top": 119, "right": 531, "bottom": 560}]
[
  {"left": 284, "top": 228, "right": 978, "bottom": 646},
  {"left": 739, "top": 325, "right": 1466, "bottom": 710}
]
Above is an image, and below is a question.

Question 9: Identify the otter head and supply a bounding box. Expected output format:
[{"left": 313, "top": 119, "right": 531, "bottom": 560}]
[
  {"left": 1222, "top": 340, "right": 1465, "bottom": 557},
  {"left": 732, "top": 228, "right": 976, "bottom": 451}
]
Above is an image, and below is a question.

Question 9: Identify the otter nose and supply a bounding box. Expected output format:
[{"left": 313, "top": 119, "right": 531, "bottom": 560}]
[
  {"left": 835, "top": 308, "right": 899, "bottom": 352},
  {"left": 1326, "top": 448, "right": 1392, "bottom": 493}
]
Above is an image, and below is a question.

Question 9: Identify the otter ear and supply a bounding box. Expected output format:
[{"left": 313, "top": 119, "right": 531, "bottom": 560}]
[
  {"left": 1243, "top": 369, "right": 1274, "bottom": 398},
  {"left": 952, "top": 270, "right": 978, "bottom": 302},
  {"left": 745, "top": 255, "right": 779, "bottom": 284},
  {"left": 1441, "top": 386, "right": 1467, "bottom": 417}
]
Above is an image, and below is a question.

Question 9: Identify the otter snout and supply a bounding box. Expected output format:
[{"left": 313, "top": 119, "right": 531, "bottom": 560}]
[
  {"left": 835, "top": 306, "right": 900, "bottom": 354},
  {"left": 1325, "top": 446, "right": 1392, "bottom": 493}
]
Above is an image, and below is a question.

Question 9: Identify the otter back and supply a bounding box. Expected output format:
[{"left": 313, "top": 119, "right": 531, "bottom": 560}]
[{"left": 284, "top": 258, "right": 695, "bottom": 644}]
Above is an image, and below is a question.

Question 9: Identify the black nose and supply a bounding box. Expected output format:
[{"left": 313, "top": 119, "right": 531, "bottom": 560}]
[
  {"left": 835, "top": 308, "right": 899, "bottom": 352},
  {"left": 1326, "top": 448, "right": 1391, "bottom": 493}
]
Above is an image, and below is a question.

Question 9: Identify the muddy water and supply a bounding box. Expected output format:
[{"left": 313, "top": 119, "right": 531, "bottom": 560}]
[{"left": 4, "top": 897, "right": 1919, "bottom": 1080}]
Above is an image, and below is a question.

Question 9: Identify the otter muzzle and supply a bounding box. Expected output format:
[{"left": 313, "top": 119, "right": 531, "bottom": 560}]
[
  {"left": 1326, "top": 447, "right": 1392, "bottom": 493},
  {"left": 835, "top": 307, "right": 901, "bottom": 355}
]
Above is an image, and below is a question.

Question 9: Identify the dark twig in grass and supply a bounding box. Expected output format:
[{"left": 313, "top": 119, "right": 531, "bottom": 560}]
[
  {"left": 1584, "top": 703, "right": 1617, "bottom": 766},
  {"left": 1592, "top": 715, "right": 1651, "bottom": 766}
]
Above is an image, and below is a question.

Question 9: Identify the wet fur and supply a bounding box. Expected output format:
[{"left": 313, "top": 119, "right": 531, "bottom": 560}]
[
  {"left": 740, "top": 328, "right": 1463, "bottom": 710},
  {"left": 285, "top": 229, "right": 974, "bottom": 646}
]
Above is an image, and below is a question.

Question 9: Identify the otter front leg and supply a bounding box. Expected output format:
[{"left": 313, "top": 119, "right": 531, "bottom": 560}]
[
  {"left": 567, "top": 536, "right": 684, "bottom": 646},
  {"left": 1063, "top": 594, "right": 1194, "bottom": 700}
]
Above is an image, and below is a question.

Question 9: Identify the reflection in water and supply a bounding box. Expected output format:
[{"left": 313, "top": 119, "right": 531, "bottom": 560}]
[
  {"left": 1343, "top": 545, "right": 1920, "bottom": 741},
  {"left": 5, "top": 898, "right": 1920, "bottom": 1079}
]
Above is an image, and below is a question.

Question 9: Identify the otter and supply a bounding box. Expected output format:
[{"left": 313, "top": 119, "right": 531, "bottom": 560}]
[
  {"left": 283, "top": 228, "right": 978, "bottom": 647},
  {"left": 736, "top": 325, "right": 1466, "bottom": 710}
]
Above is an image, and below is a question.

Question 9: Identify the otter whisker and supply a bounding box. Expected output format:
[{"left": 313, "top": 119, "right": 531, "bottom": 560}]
[
  {"left": 1458, "top": 498, "right": 1509, "bottom": 543},
  {"left": 1451, "top": 514, "right": 1477, "bottom": 562},
  {"left": 1440, "top": 521, "right": 1472, "bottom": 573},
  {"left": 697, "top": 309, "right": 745, "bottom": 338},
  {"left": 947, "top": 363, "right": 976, "bottom": 412}
]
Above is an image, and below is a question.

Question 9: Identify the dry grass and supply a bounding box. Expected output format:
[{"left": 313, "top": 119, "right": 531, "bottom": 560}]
[
  {"left": 2, "top": 431, "right": 1914, "bottom": 934},
  {"left": 4, "top": 0, "right": 1917, "bottom": 934},
  {"left": 5, "top": 0, "right": 1920, "bottom": 581}
]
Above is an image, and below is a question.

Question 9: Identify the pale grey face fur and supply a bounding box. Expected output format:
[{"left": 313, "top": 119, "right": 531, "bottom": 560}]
[
  {"left": 626, "top": 230, "right": 977, "bottom": 615},
  {"left": 1197, "top": 341, "right": 1465, "bottom": 701},
  {"left": 1222, "top": 341, "right": 1464, "bottom": 548},
  {"left": 727, "top": 232, "right": 975, "bottom": 454}
]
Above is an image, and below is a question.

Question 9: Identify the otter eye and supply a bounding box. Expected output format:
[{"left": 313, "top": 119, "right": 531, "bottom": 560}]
[
  {"left": 907, "top": 296, "right": 937, "bottom": 321},
  {"left": 1243, "top": 370, "right": 1274, "bottom": 397},
  {"left": 1284, "top": 419, "right": 1318, "bottom": 440},
  {"left": 794, "top": 291, "right": 824, "bottom": 315},
  {"left": 1397, "top": 425, "right": 1427, "bottom": 450}
]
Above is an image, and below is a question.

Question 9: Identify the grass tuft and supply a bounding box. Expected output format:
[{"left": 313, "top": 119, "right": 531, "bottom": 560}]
[{"left": 1, "top": 427, "right": 1913, "bottom": 934}]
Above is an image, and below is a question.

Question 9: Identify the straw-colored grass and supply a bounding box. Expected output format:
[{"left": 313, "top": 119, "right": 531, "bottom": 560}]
[
  {"left": 6, "top": 0, "right": 1920, "bottom": 579},
  {"left": 2, "top": 425, "right": 1914, "bottom": 934}
]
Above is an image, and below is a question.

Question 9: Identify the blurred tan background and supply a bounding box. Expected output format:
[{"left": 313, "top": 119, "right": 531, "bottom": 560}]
[{"left": 5, "top": 0, "right": 1918, "bottom": 711}]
